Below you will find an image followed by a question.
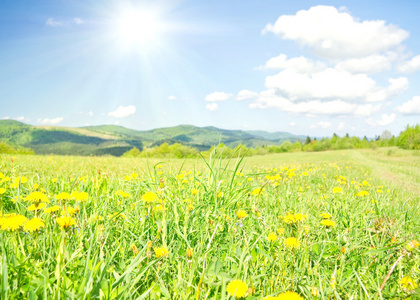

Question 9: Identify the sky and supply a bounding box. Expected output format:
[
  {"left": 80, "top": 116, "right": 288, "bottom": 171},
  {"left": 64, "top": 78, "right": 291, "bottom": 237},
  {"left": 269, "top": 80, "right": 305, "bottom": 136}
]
[{"left": 1, "top": 0, "right": 420, "bottom": 137}]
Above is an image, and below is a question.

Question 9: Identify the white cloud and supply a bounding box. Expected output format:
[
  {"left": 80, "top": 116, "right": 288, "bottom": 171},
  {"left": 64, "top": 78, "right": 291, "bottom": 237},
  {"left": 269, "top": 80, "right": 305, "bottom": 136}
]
[
  {"left": 365, "top": 113, "right": 396, "bottom": 126},
  {"left": 353, "top": 104, "right": 382, "bottom": 116},
  {"left": 262, "top": 54, "right": 326, "bottom": 73},
  {"left": 89, "top": 111, "right": 93, "bottom": 117},
  {"left": 206, "top": 103, "right": 218, "bottom": 111},
  {"left": 46, "top": 17, "right": 85, "bottom": 27},
  {"left": 15, "top": 116, "right": 25, "bottom": 121},
  {"left": 290, "top": 122, "right": 296, "bottom": 126},
  {"left": 168, "top": 95, "right": 177, "bottom": 100},
  {"left": 310, "top": 121, "right": 331, "bottom": 129},
  {"left": 397, "top": 96, "right": 420, "bottom": 114},
  {"left": 265, "top": 68, "right": 377, "bottom": 101},
  {"left": 263, "top": 5, "right": 409, "bottom": 59},
  {"left": 337, "top": 122, "right": 346, "bottom": 130},
  {"left": 73, "top": 18, "right": 85, "bottom": 25},
  {"left": 1, "top": 116, "right": 10, "bottom": 120},
  {"left": 108, "top": 105, "right": 136, "bottom": 118},
  {"left": 46, "top": 18, "right": 65, "bottom": 27},
  {"left": 205, "top": 92, "right": 233, "bottom": 102},
  {"left": 236, "top": 90, "right": 259, "bottom": 101},
  {"left": 398, "top": 55, "right": 420, "bottom": 73},
  {"left": 40, "top": 117, "right": 64, "bottom": 125},
  {"left": 335, "top": 54, "right": 394, "bottom": 74}
]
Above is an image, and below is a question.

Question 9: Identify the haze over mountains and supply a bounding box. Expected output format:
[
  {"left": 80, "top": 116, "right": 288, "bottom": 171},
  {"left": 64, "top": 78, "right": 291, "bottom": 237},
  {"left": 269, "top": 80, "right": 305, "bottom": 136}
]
[{"left": 0, "top": 120, "right": 305, "bottom": 156}]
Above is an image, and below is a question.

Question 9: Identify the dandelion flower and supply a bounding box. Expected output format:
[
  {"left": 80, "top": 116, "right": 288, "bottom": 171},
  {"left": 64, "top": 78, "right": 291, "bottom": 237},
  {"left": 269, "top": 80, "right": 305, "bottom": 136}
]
[
  {"left": 55, "top": 192, "right": 73, "bottom": 201},
  {"left": 0, "top": 214, "right": 27, "bottom": 231},
  {"left": 267, "top": 232, "right": 277, "bottom": 242},
  {"left": 116, "top": 190, "right": 130, "bottom": 198},
  {"left": 320, "top": 213, "right": 331, "bottom": 219},
  {"left": 55, "top": 216, "right": 76, "bottom": 229},
  {"left": 0, "top": 188, "right": 6, "bottom": 195},
  {"left": 277, "top": 228, "right": 285, "bottom": 236},
  {"left": 226, "top": 280, "right": 248, "bottom": 298},
  {"left": 356, "top": 190, "right": 369, "bottom": 197},
  {"left": 44, "top": 206, "right": 60, "bottom": 214},
  {"left": 61, "top": 206, "right": 77, "bottom": 216},
  {"left": 284, "top": 237, "right": 300, "bottom": 249},
  {"left": 131, "top": 244, "right": 139, "bottom": 254},
  {"left": 310, "top": 287, "right": 319, "bottom": 297},
  {"left": 333, "top": 187, "right": 342, "bottom": 193},
  {"left": 321, "top": 220, "right": 336, "bottom": 227},
  {"left": 251, "top": 187, "right": 264, "bottom": 196},
  {"left": 154, "top": 247, "right": 169, "bottom": 258},
  {"left": 27, "top": 203, "right": 47, "bottom": 211},
  {"left": 237, "top": 210, "right": 247, "bottom": 219},
  {"left": 25, "top": 191, "right": 49, "bottom": 203},
  {"left": 186, "top": 248, "right": 193, "bottom": 259},
  {"left": 399, "top": 276, "right": 418, "bottom": 291},
  {"left": 71, "top": 191, "right": 88, "bottom": 201},
  {"left": 294, "top": 213, "right": 307, "bottom": 222},
  {"left": 277, "top": 291, "right": 303, "bottom": 299},
  {"left": 24, "top": 218, "right": 45, "bottom": 232},
  {"left": 142, "top": 191, "right": 158, "bottom": 203},
  {"left": 191, "top": 188, "right": 199, "bottom": 195}
]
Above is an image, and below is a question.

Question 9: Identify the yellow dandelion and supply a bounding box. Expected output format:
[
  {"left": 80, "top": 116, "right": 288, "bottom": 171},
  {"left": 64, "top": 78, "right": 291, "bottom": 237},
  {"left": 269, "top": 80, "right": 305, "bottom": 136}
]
[
  {"left": 310, "top": 287, "right": 320, "bottom": 297},
  {"left": 142, "top": 191, "right": 158, "bottom": 203},
  {"left": 130, "top": 172, "right": 138, "bottom": 179},
  {"left": 356, "top": 190, "right": 369, "bottom": 197},
  {"left": 187, "top": 204, "right": 194, "bottom": 211},
  {"left": 1, "top": 214, "right": 27, "bottom": 231},
  {"left": 237, "top": 210, "right": 247, "bottom": 219},
  {"left": 294, "top": 213, "right": 307, "bottom": 222},
  {"left": 277, "top": 228, "right": 285, "bottom": 236},
  {"left": 0, "top": 188, "right": 6, "bottom": 195},
  {"left": 55, "top": 216, "right": 76, "bottom": 229},
  {"left": 61, "top": 206, "right": 77, "bottom": 216},
  {"left": 333, "top": 187, "right": 342, "bottom": 193},
  {"left": 399, "top": 276, "right": 418, "bottom": 291},
  {"left": 131, "top": 244, "right": 139, "bottom": 254},
  {"left": 267, "top": 232, "right": 277, "bottom": 242},
  {"left": 277, "top": 291, "right": 303, "bottom": 299},
  {"left": 24, "top": 218, "right": 45, "bottom": 232},
  {"left": 191, "top": 188, "right": 199, "bottom": 196},
  {"left": 186, "top": 248, "right": 193, "bottom": 259},
  {"left": 71, "top": 191, "right": 89, "bottom": 201},
  {"left": 251, "top": 187, "right": 264, "bottom": 196},
  {"left": 55, "top": 192, "right": 73, "bottom": 201},
  {"left": 154, "top": 247, "right": 169, "bottom": 258},
  {"left": 283, "top": 214, "right": 295, "bottom": 224},
  {"left": 321, "top": 220, "right": 336, "bottom": 227},
  {"left": 27, "top": 202, "right": 47, "bottom": 211},
  {"left": 226, "top": 280, "right": 248, "bottom": 298},
  {"left": 25, "top": 191, "right": 49, "bottom": 203},
  {"left": 284, "top": 237, "right": 300, "bottom": 249},
  {"left": 320, "top": 213, "right": 331, "bottom": 219},
  {"left": 44, "top": 206, "right": 61, "bottom": 214},
  {"left": 116, "top": 190, "right": 130, "bottom": 198}
]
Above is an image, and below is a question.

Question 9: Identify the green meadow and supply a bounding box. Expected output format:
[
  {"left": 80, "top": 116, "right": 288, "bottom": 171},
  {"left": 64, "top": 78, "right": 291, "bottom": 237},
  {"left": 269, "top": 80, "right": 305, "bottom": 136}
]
[{"left": 0, "top": 147, "right": 419, "bottom": 299}]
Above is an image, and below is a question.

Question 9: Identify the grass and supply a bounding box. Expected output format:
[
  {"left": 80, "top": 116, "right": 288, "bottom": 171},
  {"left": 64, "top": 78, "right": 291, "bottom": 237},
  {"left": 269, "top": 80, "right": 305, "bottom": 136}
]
[{"left": 0, "top": 147, "right": 419, "bottom": 299}]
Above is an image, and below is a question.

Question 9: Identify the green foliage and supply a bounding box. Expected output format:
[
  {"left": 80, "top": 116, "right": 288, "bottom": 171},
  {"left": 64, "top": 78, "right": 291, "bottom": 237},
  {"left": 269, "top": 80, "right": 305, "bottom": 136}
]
[
  {"left": 0, "top": 142, "right": 33, "bottom": 154},
  {"left": 398, "top": 124, "right": 420, "bottom": 149}
]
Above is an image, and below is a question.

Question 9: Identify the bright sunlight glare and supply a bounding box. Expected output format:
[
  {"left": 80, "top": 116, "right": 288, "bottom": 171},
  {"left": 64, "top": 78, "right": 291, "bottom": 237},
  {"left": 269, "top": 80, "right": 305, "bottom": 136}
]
[{"left": 116, "top": 10, "right": 160, "bottom": 47}]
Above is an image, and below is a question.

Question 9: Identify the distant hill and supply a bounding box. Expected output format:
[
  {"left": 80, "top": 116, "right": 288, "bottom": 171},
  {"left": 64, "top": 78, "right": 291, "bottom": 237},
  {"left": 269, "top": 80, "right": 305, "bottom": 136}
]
[{"left": 0, "top": 120, "right": 305, "bottom": 156}]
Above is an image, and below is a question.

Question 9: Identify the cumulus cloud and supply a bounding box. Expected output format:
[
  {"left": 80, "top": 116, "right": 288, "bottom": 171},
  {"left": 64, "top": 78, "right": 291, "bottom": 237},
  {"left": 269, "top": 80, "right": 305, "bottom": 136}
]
[
  {"left": 397, "top": 55, "right": 420, "bottom": 73},
  {"left": 236, "top": 90, "right": 259, "bottom": 101},
  {"left": 1, "top": 116, "right": 10, "bottom": 120},
  {"left": 262, "top": 54, "right": 326, "bottom": 73},
  {"left": 46, "top": 17, "right": 85, "bottom": 27},
  {"left": 397, "top": 96, "right": 420, "bottom": 114},
  {"left": 108, "top": 105, "right": 136, "bottom": 118},
  {"left": 168, "top": 95, "right": 177, "bottom": 100},
  {"left": 262, "top": 5, "right": 409, "bottom": 59},
  {"left": 337, "top": 122, "right": 346, "bottom": 130},
  {"left": 335, "top": 54, "right": 394, "bottom": 74},
  {"left": 46, "top": 18, "right": 65, "bottom": 27},
  {"left": 365, "top": 113, "right": 396, "bottom": 126},
  {"left": 310, "top": 122, "right": 331, "bottom": 129},
  {"left": 40, "top": 117, "right": 64, "bottom": 124},
  {"left": 205, "top": 92, "right": 233, "bottom": 102},
  {"left": 206, "top": 103, "right": 218, "bottom": 111}
]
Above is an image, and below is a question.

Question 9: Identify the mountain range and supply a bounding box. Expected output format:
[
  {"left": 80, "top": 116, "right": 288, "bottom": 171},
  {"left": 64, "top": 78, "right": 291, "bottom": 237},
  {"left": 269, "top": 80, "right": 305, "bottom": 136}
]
[{"left": 0, "top": 120, "right": 305, "bottom": 156}]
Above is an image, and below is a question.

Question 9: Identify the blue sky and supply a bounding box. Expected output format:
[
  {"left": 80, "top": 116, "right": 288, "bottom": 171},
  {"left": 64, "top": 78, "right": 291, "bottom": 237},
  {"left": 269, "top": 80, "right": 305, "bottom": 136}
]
[{"left": 1, "top": 0, "right": 420, "bottom": 137}]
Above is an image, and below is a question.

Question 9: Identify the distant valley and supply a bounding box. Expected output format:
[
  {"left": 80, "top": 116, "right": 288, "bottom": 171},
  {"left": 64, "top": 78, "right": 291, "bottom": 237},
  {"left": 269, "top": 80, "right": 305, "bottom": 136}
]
[{"left": 0, "top": 120, "right": 305, "bottom": 156}]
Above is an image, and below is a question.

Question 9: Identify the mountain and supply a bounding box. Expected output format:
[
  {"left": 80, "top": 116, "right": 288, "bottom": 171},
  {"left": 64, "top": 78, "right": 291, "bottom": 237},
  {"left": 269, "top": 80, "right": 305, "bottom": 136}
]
[{"left": 0, "top": 120, "right": 305, "bottom": 156}]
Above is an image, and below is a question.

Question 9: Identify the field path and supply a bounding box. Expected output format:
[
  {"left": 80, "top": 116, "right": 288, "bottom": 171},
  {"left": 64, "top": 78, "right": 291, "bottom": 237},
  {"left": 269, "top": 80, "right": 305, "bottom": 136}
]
[{"left": 350, "top": 149, "right": 420, "bottom": 196}]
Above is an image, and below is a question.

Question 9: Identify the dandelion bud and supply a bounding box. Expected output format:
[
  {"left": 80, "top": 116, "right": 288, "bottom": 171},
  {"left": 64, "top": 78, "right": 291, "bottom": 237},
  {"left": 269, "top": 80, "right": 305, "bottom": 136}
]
[
  {"left": 147, "top": 240, "right": 152, "bottom": 249},
  {"left": 186, "top": 248, "right": 193, "bottom": 259}
]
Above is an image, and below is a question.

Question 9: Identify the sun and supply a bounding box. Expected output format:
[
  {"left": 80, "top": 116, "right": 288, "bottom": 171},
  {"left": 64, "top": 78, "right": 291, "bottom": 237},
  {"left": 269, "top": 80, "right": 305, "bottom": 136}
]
[{"left": 116, "top": 10, "right": 161, "bottom": 47}]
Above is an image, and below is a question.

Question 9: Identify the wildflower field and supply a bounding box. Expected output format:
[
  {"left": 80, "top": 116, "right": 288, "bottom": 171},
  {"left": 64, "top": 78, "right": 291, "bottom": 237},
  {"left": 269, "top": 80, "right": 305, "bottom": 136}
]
[{"left": 0, "top": 148, "right": 419, "bottom": 299}]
